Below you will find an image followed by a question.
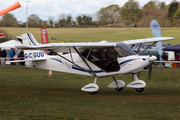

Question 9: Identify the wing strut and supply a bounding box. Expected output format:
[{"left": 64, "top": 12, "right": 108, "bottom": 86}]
[
  {"left": 139, "top": 42, "right": 157, "bottom": 55},
  {"left": 49, "top": 49, "right": 95, "bottom": 77},
  {"left": 131, "top": 44, "right": 135, "bottom": 49},
  {"left": 137, "top": 43, "right": 142, "bottom": 54},
  {"left": 73, "top": 47, "right": 97, "bottom": 77},
  {"left": 69, "top": 48, "right": 73, "bottom": 62}
]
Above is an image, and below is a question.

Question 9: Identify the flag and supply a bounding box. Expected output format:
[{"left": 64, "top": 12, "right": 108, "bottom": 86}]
[{"left": 40, "top": 27, "right": 48, "bottom": 44}]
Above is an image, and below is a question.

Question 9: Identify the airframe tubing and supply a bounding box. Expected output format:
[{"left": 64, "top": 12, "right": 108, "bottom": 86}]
[
  {"left": 139, "top": 42, "right": 157, "bottom": 55},
  {"left": 73, "top": 47, "right": 97, "bottom": 77},
  {"left": 113, "top": 76, "right": 118, "bottom": 87},
  {"left": 49, "top": 49, "right": 95, "bottom": 76}
]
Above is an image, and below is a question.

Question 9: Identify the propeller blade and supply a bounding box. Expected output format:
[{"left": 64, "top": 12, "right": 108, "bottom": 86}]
[{"left": 148, "top": 62, "right": 152, "bottom": 80}]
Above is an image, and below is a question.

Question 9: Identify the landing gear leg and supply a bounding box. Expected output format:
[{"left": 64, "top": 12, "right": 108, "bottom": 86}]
[
  {"left": 89, "top": 77, "right": 98, "bottom": 94},
  {"left": 127, "top": 74, "right": 146, "bottom": 92},
  {"left": 81, "top": 77, "right": 99, "bottom": 95},
  {"left": 113, "top": 76, "right": 124, "bottom": 91}
]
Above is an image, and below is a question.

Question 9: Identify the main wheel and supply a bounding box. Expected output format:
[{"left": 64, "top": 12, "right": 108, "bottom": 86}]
[
  {"left": 89, "top": 91, "right": 98, "bottom": 95},
  {"left": 135, "top": 88, "right": 144, "bottom": 92},
  {"left": 115, "top": 87, "right": 124, "bottom": 91}
]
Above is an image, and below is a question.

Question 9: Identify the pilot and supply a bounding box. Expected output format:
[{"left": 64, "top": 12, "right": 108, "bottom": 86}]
[{"left": 104, "top": 48, "right": 119, "bottom": 72}]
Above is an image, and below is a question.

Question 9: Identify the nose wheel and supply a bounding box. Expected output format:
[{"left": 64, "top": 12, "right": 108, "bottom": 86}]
[
  {"left": 127, "top": 74, "right": 146, "bottom": 92},
  {"left": 135, "top": 88, "right": 144, "bottom": 92}
]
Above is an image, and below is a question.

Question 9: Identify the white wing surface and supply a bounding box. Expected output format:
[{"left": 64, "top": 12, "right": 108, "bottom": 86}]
[
  {"left": 122, "top": 37, "right": 174, "bottom": 45},
  {"left": 16, "top": 42, "right": 116, "bottom": 52},
  {"left": 16, "top": 37, "right": 174, "bottom": 52}
]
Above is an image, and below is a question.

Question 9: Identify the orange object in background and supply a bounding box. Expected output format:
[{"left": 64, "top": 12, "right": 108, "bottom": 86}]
[
  {"left": 49, "top": 70, "right": 52, "bottom": 77},
  {"left": 172, "top": 63, "right": 176, "bottom": 68},
  {"left": 0, "top": 1, "right": 21, "bottom": 17},
  {"left": 172, "top": 62, "right": 180, "bottom": 68}
]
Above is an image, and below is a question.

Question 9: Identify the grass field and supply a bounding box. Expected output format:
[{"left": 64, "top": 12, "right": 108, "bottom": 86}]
[
  {"left": 0, "top": 27, "right": 180, "bottom": 119},
  {"left": 0, "top": 27, "right": 180, "bottom": 45},
  {"left": 0, "top": 65, "right": 180, "bottom": 120}
]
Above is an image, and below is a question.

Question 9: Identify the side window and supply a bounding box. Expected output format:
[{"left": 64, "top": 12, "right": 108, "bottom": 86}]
[
  {"left": 80, "top": 48, "right": 120, "bottom": 72},
  {"left": 115, "top": 46, "right": 133, "bottom": 57}
]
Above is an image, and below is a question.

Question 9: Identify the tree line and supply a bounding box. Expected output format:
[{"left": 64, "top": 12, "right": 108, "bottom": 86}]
[{"left": 1, "top": 0, "right": 180, "bottom": 28}]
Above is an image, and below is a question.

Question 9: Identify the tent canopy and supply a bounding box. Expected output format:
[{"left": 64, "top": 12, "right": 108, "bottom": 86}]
[{"left": 163, "top": 44, "right": 180, "bottom": 52}]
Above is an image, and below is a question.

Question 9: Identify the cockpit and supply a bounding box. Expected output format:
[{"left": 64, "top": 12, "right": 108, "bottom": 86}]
[{"left": 80, "top": 42, "right": 136, "bottom": 72}]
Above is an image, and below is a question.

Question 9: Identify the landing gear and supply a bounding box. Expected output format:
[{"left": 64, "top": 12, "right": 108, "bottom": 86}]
[
  {"left": 135, "top": 88, "right": 144, "bottom": 92},
  {"left": 127, "top": 74, "right": 146, "bottom": 92},
  {"left": 82, "top": 74, "right": 146, "bottom": 94},
  {"left": 89, "top": 91, "right": 98, "bottom": 94},
  {"left": 115, "top": 87, "right": 124, "bottom": 91},
  {"left": 81, "top": 77, "right": 99, "bottom": 95},
  {"left": 108, "top": 76, "right": 125, "bottom": 92}
]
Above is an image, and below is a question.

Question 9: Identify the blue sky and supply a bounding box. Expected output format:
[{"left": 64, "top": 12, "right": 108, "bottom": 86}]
[{"left": 0, "top": 0, "right": 173, "bottom": 22}]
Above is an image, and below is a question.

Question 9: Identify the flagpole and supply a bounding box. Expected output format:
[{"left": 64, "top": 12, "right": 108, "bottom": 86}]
[{"left": 23, "top": 1, "right": 31, "bottom": 33}]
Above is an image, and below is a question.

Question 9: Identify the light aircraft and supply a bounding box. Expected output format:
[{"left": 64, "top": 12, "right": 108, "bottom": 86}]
[{"left": 13, "top": 33, "right": 174, "bottom": 94}]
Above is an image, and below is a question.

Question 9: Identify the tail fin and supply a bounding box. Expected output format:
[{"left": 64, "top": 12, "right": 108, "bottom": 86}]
[
  {"left": 21, "top": 33, "right": 46, "bottom": 68},
  {"left": 150, "top": 20, "right": 162, "bottom": 61},
  {"left": 21, "top": 33, "right": 41, "bottom": 46}
]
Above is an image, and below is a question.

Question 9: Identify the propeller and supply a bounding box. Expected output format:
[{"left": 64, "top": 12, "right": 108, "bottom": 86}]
[
  {"left": 148, "top": 50, "right": 152, "bottom": 80},
  {"left": 148, "top": 50, "right": 157, "bottom": 80},
  {"left": 148, "top": 61, "right": 153, "bottom": 80}
]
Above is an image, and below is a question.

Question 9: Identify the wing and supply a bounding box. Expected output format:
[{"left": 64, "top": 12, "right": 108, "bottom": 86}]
[
  {"left": 121, "top": 37, "right": 174, "bottom": 45},
  {"left": 16, "top": 37, "right": 174, "bottom": 52},
  {"left": 16, "top": 42, "right": 116, "bottom": 52}
]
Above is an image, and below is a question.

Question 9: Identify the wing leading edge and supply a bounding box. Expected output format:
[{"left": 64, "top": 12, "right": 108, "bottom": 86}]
[
  {"left": 121, "top": 37, "right": 174, "bottom": 45},
  {"left": 16, "top": 37, "right": 174, "bottom": 52}
]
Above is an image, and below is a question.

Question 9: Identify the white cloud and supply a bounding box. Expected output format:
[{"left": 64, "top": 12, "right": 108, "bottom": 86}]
[{"left": 0, "top": 0, "right": 174, "bottom": 22}]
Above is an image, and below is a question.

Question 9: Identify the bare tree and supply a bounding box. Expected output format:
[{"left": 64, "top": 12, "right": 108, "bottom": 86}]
[
  {"left": 28, "top": 14, "right": 42, "bottom": 27},
  {"left": 0, "top": 13, "right": 18, "bottom": 27},
  {"left": 48, "top": 16, "right": 55, "bottom": 27}
]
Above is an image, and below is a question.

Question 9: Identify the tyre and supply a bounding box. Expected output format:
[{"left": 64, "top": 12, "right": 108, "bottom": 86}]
[
  {"left": 89, "top": 91, "right": 98, "bottom": 95},
  {"left": 115, "top": 87, "right": 124, "bottom": 91},
  {"left": 135, "top": 88, "right": 144, "bottom": 92}
]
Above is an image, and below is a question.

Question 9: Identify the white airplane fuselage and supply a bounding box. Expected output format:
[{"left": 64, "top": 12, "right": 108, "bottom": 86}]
[{"left": 25, "top": 51, "right": 152, "bottom": 77}]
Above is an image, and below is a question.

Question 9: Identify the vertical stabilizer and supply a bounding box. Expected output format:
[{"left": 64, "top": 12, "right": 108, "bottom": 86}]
[
  {"left": 21, "top": 33, "right": 44, "bottom": 68},
  {"left": 21, "top": 33, "right": 41, "bottom": 46},
  {"left": 150, "top": 20, "right": 162, "bottom": 61}
]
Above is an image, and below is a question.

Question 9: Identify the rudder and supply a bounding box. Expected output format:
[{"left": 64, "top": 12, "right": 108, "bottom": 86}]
[{"left": 21, "top": 33, "right": 41, "bottom": 46}]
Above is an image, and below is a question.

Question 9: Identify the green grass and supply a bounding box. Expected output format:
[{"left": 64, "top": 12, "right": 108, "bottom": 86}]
[
  {"left": 0, "top": 65, "right": 180, "bottom": 120},
  {"left": 0, "top": 27, "right": 180, "bottom": 45},
  {"left": 0, "top": 27, "right": 180, "bottom": 119}
]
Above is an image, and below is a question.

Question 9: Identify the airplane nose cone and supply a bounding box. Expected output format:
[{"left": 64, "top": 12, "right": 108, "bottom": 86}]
[{"left": 149, "top": 56, "right": 157, "bottom": 61}]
